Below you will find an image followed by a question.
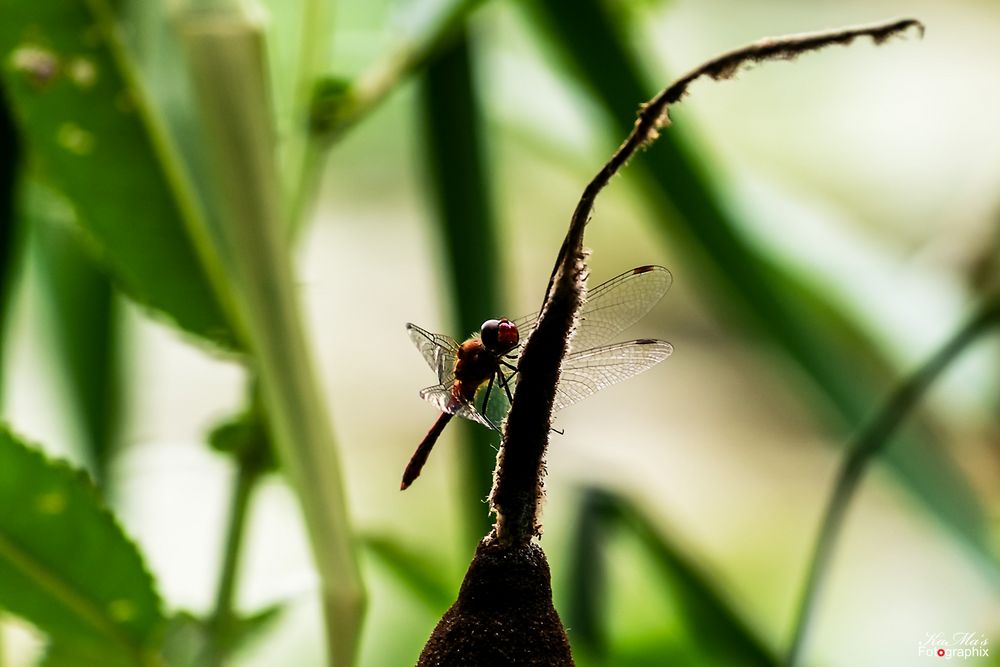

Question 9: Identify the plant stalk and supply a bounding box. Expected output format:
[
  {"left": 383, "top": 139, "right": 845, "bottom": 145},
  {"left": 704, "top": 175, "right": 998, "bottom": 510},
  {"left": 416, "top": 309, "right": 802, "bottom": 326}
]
[
  {"left": 206, "top": 459, "right": 261, "bottom": 665},
  {"left": 180, "top": 11, "right": 365, "bottom": 665}
]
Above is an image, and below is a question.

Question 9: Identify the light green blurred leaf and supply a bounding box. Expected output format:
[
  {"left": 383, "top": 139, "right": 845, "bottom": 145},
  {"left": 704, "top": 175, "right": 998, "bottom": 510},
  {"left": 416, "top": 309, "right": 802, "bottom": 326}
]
[
  {"left": 363, "top": 536, "right": 454, "bottom": 612},
  {"left": 28, "top": 184, "right": 120, "bottom": 481},
  {"left": 160, "top": 606, "right": 284, "bottom": 667},
  {"left": 564, "top": 488, "right": 777, "bottom": 667},
  {"left": 0, "top": 425, "right": 164, "bottom": 666},
  {"left": 0, "top": 0, "right": 239, "bottom": 350}
]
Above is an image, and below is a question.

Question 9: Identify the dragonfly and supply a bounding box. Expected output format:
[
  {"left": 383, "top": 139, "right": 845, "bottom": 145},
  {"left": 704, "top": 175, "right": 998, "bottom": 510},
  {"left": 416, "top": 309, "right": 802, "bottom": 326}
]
[{"left": 402, "top": 265, "right": 674, "bottom": 490}]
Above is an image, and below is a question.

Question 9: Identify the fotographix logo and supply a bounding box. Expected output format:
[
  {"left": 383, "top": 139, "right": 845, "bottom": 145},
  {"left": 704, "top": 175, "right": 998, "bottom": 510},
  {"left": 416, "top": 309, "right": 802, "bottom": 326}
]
[{"left": 917, "top": 632, "right": 990, "bottom": 660}]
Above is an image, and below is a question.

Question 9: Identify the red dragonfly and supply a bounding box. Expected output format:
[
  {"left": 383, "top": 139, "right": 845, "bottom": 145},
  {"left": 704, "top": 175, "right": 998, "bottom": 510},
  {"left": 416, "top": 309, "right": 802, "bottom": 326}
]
[{"left": 403, "top": 265, "right": 673, "bottom": 489}]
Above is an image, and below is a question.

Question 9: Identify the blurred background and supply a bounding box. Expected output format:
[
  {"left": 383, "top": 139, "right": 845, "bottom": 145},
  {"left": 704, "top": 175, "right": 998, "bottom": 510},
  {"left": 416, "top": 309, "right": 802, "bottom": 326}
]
[{"left": 2, "top": 0, "right": 999, "bottom": 665}]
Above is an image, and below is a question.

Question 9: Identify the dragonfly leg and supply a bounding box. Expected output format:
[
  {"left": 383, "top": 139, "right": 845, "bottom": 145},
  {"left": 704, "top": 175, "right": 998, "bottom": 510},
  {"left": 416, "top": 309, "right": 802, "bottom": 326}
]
[
  {"left": 479, "top": 372, "right": 496, "bottom": 415},
  {"left": 500, "top": 371, "right": 514, "bottom": 404},
  {"left": 499, "top": 359, "right": 517, "bottom": 373}
]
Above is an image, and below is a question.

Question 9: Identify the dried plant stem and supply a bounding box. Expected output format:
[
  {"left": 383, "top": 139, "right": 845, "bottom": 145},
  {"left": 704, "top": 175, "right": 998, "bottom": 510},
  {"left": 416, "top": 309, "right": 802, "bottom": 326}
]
[
  {"left": 785, "top": 301, "right": 1000, "bottom": 667},
  {"left": 492, "top": 17, "right": 924, "bottom": 547}
]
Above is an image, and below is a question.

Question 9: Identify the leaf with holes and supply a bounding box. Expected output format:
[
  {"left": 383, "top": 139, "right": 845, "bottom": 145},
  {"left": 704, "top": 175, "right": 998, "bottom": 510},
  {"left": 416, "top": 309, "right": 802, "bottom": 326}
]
[
  {"left": 0, "top": 0, "right": 239, "bottom": 350},
  {"left": 0, "top": 426, "right": 164, "bottom": 666}
]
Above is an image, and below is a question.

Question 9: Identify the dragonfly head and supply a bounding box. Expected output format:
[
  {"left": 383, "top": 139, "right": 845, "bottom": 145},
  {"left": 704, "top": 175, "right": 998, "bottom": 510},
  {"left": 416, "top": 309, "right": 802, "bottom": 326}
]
[{"left": 480, "top": 318, "right": 519, "bottom": 355}]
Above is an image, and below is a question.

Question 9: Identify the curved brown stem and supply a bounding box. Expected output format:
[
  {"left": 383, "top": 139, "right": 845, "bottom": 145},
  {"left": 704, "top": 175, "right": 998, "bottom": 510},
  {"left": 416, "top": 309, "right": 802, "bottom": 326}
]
[{"left": 491, "top": 16, "right": 924, "bottom": 547}]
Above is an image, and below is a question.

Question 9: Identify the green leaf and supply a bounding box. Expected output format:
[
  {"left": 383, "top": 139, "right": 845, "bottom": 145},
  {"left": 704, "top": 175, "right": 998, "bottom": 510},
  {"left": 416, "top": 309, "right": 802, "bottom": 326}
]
[
  {"left": 527, "top": 0, "right": 993, "bottom": 568},
  {"left": 564, "top": 488, "right": 777, "bottom": 666},
  {"left": 207, "top": 403, "right": 275, "bottom": 473},
  {"left": 562, "top": 489, "right": 609, "bottom": 658},
  {"left": 0, "top": 88, "right": 25, "bottom": 405},
  {"left": 0, "top": 425, "right": 164, "bottom": 666},
  {"left": 38, "top": 640, "right": 144, "bottom": 667},
  {"left": 0, "top": 0, "right": 239, "bottom": 350},
  {"left": 160, "top": 607, "right": 284, "bottom": 667},
  {"left": 419, "top": 29, "right": 505, "bottom": 541},
  {"left": 29, "top": 183, "right": 121, "bottom": 481}
]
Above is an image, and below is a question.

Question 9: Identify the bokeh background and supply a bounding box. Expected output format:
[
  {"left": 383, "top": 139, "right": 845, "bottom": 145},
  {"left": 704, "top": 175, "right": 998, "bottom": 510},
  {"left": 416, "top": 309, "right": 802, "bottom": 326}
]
[{"left": 2, "top": 0, "right": 999, "bottom": 665}]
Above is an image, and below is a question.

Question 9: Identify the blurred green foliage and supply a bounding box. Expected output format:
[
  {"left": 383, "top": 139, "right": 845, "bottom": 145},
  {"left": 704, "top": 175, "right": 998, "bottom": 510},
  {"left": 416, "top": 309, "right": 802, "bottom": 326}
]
[{"left": 0, "top": 1, "right": 239, "bottom": 351}]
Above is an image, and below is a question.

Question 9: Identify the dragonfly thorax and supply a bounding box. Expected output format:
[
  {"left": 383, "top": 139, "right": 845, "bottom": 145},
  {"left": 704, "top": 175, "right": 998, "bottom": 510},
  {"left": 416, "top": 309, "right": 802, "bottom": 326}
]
[{"left": 454, "top": 339, "right": 497, "bottom": 397}]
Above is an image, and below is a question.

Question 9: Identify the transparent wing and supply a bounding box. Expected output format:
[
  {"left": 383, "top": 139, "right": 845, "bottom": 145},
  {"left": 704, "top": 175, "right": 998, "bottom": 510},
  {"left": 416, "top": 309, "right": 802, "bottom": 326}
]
[
  {"left": 418, "top": 383, "right": 498, "bottom": 431},
  {"left": 407, "top": 323, "right": 459, "bottom": 385},
  {"left": 482, "top": 368, "right": 517, "bottom": 427},
  {"left": 512, "top": 265, "right": 672, "bottom": 356},
  {"left": 553, "top": 339, "right": 673, "bottom": 412}
]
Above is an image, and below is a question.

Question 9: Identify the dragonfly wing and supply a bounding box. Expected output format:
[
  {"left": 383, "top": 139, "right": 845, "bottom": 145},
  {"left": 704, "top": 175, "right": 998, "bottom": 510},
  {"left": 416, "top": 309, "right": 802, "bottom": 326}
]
[
  {"left": 482, "top": 368, "right": 518, "bottom": 426},
  {"left": 407, "top": 323, "right": 459, "bottom": 385},
  {"left": 418, "top": 384, "right": 498, "bottom": 431},
  {"left": 553, "top": 339, "right": 673, "bottom": 412},
  {"left": 512, "top": 265, "right": 672, "bottom": 355},
  {"left": 570, "top": 265, "right": 672, "bottom": 353}
]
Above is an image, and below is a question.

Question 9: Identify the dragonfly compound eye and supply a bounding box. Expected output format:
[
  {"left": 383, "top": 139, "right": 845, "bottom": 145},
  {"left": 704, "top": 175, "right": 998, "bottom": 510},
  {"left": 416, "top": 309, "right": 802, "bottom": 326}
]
[
  {"left": 480, "top": 318, "right": 518, "bottom": 354},
  {"left": 496, "top": 318, "right": 519, "bottom": 350}
]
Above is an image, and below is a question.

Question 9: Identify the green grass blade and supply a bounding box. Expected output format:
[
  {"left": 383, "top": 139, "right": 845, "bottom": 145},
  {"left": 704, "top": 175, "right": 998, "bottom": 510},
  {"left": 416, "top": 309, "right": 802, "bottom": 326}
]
[
  {"left": 527, "top": 0, "right": 991, "bottom": 564},
  {"left": 562, "top": 489, "right": 610, "bottom": 659},
  {"left": 362, "top": 536, "right": 454, "bottom": 612},
  {"left": 178, "top": 10, "right": 364, "bottom": 665},
  {"left": 419, "top": 30, "right": 505, "bottom": 541},
  {"left": 0, "top": 0, "right": 240, "bottom": 350},
  {"left": 30, "top": 191, "right": 120, "bottom": 482},
  {"left": 0, "top": 425, "right": 164, "bottom": 667},
  {"left": 564, "top": 488, "right": 777, "bottom": 666},
  {"left": 786, "top": 302, "right": 1000, "bottom": 666}
]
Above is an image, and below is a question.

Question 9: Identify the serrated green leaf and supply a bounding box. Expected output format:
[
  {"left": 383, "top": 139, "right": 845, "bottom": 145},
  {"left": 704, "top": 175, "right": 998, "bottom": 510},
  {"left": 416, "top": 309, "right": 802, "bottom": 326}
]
[
  {"left": 0, "top": 0, "right": 239, "bottom": 351},
  {"left": 0, "top": 425, "right": 164, "bottom": 666},
  {"left": 38, "top": 640, "right": 141, "bottom": 667}
]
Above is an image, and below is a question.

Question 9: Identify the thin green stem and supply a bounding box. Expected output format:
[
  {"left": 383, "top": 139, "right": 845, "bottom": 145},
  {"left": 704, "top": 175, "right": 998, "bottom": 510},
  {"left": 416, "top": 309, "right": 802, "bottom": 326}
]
[
  {"left": 288, "top": 137, "right": 322, "bottom": 239},
  {"left": 320, "top": 0, "right": 487, "bottom": 142},
  {"left": 287, "top": 0, "right": 490, "bottom": 239},
  {"left": 206, "top": 459, "right": 261, "bottom": 666},
  {"left": 785, "top": 301, "right": 1000, "bottom": 667}
]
